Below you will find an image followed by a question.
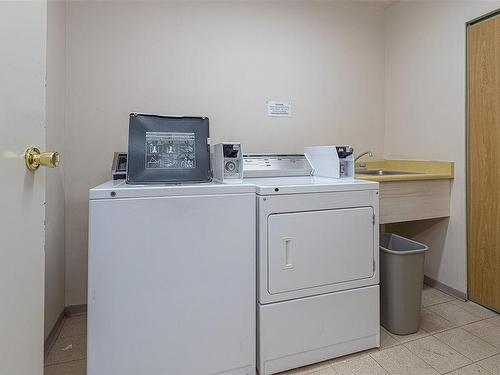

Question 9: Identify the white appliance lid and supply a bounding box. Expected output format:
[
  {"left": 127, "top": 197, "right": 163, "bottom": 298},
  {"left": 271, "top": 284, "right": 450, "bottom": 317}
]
[
  {"left": 244, "top": 176, "right": 378, "bottom": 195},
  {"left": 90, "top": 179, "right": 256, "bottom": 199}
]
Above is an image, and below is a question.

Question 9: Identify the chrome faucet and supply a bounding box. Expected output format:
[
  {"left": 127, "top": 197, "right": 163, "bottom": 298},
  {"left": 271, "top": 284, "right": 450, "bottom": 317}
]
[{"left": 354, "top": 151, "right": 373, "bottom": 167}]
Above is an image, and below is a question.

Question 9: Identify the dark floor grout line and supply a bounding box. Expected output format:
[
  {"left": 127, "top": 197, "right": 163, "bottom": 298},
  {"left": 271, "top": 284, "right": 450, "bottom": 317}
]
[
  {"left": 423, "top": 315, "right": 492, "bottom": 336},
  {"left": 46, "top": 291, "right": 496, "bottom": 374},
  {"left": 422, "top": 297, "right": 459, "bottom": 307},
  {"left": 429, "top": 325, "right": 500, "bottom": 346},
  {"left": 421, "top": 293, "right": 461, "bottom": 309},
  {"left": 425, "top": 314, "right": 494, "bottom": 337},
  {"left": 52, "top": 333, "right": 87, "bottom": 343},
  {"left": 413, "top": 328, "right": 500, "bottom": 374},
  {"left": 316, "top": 363, "right": 340, "bottom": 375},
  {"left": 465, "top": 328, "right": 500, "bottom": 351},
  {"left": 328, "top": 295, "right": 497, "bottom": 373},
  {"left": 368, "top": 347, "right": 403, "bottom": 375},
  {"left": 429, "top": 333, "right": 487, "bottom": 350},
  {"left": 477, "top": 364, "right": 495, "bottom": 374},
  {"left": 57, "top": 332, "right": 88, "bottom": 339},
  {"left": 425, "top": 307, "right": 485, "bottom": 326},
  {"left": 402, "top": 340, "right": 463, "bottom": 375},
  {"left": 44, "top": 357, "right": 87, "bottom": 368},
  {"left": 45, "top": 333, "right": 88, "bottom": 368},
  {"left": 478, "top": 360, "right": 499, "bottom": 375},
  {"left": 45, "top": 356, "right": 87, "bottom": 368},
  {"left": 367, "top": 339, "right": 498, "bottom": 375},
  {"left": 441, "top": 352, "right": 500, "bottom": 375},
  {"left": 471, "top": 351, "right": 500, "bottom": 363},
  {"left": 45, "top": 316, "right": 66, "bottom": 361},
  {"left": 441, "top": 362, "right": 493, "bottom": 374},
  {"left": 370, "top": 346, "right": 432, "bottom": 375},
  {"left": 55, "top": 318, "right": 67, "bottom": 341},
  {"left": 385, "top": 329, "right": 431, "bottom": 345},
  {"left": 55, "top": 316, "right": 88, "bottom": 340},
  {"left": 382, "top": 314, "right": 497, "bottom": 348}
]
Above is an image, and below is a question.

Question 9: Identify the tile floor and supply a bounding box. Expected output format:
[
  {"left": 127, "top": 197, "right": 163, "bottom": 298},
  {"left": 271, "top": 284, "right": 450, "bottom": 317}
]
[{"left": 44, "top": 285, "right": 500, "bottom": 375}]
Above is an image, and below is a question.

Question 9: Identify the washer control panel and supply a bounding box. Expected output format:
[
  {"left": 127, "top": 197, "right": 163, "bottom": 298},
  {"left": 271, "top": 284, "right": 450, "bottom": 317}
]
[
  {"left": 213, "top": 143, "right": 243, "bottom": 182},
  {"left": 112, "top": 152, "right": 128, "bottom": 180},
  {"left": 243, "top": 154, "right": 312, "bottom": 178}
]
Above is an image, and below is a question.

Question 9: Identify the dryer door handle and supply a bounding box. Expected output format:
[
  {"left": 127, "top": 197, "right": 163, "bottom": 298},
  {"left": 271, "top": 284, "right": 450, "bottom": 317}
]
[{"left": 282, "top": 237, "right": 293, "bottom": 270}]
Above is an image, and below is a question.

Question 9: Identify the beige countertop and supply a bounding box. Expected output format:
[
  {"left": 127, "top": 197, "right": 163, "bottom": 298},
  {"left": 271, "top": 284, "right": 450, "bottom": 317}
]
[{"left": 355, "top": 160, "right": 454, "bottom": 182}]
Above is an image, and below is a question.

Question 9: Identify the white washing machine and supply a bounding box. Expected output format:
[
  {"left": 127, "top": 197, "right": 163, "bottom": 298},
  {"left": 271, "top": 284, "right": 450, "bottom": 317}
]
[
  {"left": 87, "top": 180, "right": 256, "bottom": 375},
  {"left": 244, "top": 154, "right": 380, "bottom": 375}
]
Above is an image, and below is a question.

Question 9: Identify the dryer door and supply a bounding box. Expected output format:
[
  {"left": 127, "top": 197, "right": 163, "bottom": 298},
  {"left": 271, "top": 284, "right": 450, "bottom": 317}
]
[{"left": 267, "top": 207, "right": 374, "bottom": 295}]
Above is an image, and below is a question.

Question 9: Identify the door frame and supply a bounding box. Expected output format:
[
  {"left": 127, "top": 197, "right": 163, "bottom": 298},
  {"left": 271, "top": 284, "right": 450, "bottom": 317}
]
[{"left": 465, "top": 8, "right": 500, "bottom": 308}]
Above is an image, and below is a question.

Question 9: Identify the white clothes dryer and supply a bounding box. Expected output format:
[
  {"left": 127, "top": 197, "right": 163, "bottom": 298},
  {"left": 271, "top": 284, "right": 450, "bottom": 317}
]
[{"left": 244, "top": 154, "right": 380, "bottom": 375}]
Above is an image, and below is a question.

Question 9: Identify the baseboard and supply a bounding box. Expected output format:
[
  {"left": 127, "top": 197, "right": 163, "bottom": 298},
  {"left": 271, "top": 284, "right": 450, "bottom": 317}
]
[
  {"left": 65, "top": 304, "right": 88, "bottom": 317},
  {"left": 424, "top": 275, "right": 467, "bottom": 301},
  {"left": 44, "top": 310, "right": 65, "bottom": 359}
]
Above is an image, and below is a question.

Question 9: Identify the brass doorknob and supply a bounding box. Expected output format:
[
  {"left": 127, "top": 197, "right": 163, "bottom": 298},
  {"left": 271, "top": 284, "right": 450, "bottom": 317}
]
[{"left": 25, "top": 147, "right": 60, "bottom": 171}]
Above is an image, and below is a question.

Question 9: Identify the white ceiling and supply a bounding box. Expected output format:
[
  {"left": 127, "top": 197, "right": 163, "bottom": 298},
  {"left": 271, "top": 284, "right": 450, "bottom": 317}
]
[{"left": 353, "top": 0, "right": 399, "bottom": 9}]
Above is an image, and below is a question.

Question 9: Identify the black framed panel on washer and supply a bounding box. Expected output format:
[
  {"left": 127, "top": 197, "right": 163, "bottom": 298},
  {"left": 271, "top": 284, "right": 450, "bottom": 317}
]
[{"left": 127, "top": 113, "right": 211, "bottom": 184}]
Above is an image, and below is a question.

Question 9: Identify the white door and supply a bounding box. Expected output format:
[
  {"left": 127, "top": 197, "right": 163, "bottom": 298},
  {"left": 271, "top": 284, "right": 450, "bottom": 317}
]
[
  {"left": 267, "top": 207, "right": 375, "bottom": 295},
  {"left": 0, "top": 1, "right": 48, "bottom": 374}
]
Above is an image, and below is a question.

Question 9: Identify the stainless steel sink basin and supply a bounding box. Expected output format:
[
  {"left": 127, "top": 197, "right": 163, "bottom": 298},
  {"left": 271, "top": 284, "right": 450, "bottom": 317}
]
[{"left": 355, "top": 169, "right": 419, "bottom": 176}]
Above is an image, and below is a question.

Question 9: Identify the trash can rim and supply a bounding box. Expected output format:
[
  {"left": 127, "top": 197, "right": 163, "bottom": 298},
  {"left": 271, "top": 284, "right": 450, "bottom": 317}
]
[{"left": 380, "top": 232, "right": 429, "bottom": 255}]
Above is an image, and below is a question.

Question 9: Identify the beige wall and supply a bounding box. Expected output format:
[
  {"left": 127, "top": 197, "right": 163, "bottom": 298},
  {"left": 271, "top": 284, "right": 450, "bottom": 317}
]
[
  {"left": 61, "top": 1, "right": 500, "bottom": 305},
  {"left": 385, "top": 1, "right": 500, "bottom": 294},
  {"left": 64, "top": 0, "right": 386, "bottom": 305},
  {"left": 45, "top": 0, "right": 66, "bottom": 336}
]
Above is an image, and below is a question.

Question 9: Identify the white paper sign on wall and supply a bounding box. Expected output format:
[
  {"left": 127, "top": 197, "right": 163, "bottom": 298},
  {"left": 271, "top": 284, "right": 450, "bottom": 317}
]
[{"left": 267, "top": 100, "right": 292, "bottom": 117}]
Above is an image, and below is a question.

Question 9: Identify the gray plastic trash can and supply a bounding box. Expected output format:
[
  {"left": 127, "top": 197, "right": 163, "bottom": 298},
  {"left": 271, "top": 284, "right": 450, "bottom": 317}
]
[{"left": 380, "top": 233, "right": 429, "bottom": 335}]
